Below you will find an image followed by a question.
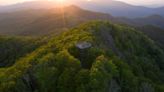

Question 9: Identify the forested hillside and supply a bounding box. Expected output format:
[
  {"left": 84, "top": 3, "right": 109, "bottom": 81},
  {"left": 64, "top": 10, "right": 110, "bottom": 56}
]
[
  {"left": 116, "top": 15, "right": 164, "bottom": 29},
  {"left": 0, "top": 21, "right": 164, "bottom": 92},
  {"left": 0, "top": 36, "right": 45, "bottom": 67},
  {"left": 1, "top": 6, "right": 164, "bottom": 51},
  {"left": 138, "top": 25, "right": 164, "bottom": 49}
]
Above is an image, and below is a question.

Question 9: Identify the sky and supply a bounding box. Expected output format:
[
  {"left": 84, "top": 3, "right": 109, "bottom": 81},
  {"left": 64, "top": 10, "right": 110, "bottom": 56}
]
[
  {"left": 0, "top": 0, "right": 164, "bottom": 7},
  {"left": 116, "top": 0, "right": 164, "bottom": 7}
]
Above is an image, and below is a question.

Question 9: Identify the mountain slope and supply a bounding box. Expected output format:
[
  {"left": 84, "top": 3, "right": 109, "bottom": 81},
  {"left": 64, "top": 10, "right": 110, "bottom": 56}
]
[
  {"left": 118, "top": 14, "right": 164, "bottom": 28},
  {"left": 133, "top": 15, "right": 164, "bottom": 28},
  {"left": 0, "top": 21, "right": 163, "bottom": 92},
  {"left": 0, "top": 6, "right": 114, "bottom": 36},
  {"left": 0, "top": 36, "right": 44, "bottom": 67},
  {"left": 138, "top": 25, "right": 164, "bottom": 49}
]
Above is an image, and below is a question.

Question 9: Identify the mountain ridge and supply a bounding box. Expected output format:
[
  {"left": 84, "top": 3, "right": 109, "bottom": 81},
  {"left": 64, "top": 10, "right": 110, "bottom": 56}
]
[
  {"left": 0, "top": 0, "right": 164, "bottom": 18},
  {"left": 0, "top": 5, "right": 114, "bottom": 36},
  {"left": 76, "top": 0, "right": 164, "bottom": 18},
  {"left": 0, "top": 21, "right": 164, "bottom": 92},
  {"left": 0, "top": 5, "right": 164, "bottom": 49}
]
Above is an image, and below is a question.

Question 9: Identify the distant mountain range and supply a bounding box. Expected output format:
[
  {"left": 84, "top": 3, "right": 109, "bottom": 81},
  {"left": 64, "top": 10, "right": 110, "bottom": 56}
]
[
  {"left": 0, "top": 0, "right": 164, "bottom": 18},
  {"left": 0, "top": 4, "right": 164, "bottom": 35},
  {"left": 0, "top": 5, "right": 114, "bottom": 36},
  {"left": 118, "top": 15, "right": 164, "bottom": 29},
  {"left": 0, "top": 1, "right": 164, "bottom": 48},
  {"left": 76, "top": 0, "right": 164, "bottom": 18},
  {"left": 0, "top": 1, "right": 57, "bottom": 12}
]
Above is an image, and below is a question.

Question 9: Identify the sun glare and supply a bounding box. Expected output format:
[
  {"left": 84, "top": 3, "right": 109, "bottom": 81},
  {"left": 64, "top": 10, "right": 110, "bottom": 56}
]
[
  {"left": 87, "top": 0, "right": 92, "bottom": 2},
  {"left": 57, "top": 0, "right": 64, "bottom": 2},
  {"left": 56, "top": 0, "right": 65, "bottom": 3}
]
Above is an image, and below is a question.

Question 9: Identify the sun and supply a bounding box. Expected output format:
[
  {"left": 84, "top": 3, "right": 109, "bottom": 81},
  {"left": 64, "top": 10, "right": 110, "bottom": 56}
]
[
  {"left": 56, "top": 0, "right": 65, "bottom": 3},
  {"left": 54, "top": 0, "right": 68, "bottom": 5}
]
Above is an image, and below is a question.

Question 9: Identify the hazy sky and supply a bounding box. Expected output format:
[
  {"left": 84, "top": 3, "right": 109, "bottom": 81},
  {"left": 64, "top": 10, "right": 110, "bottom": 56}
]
[
  {"left": 0, "top": 0, "right": 164, "bottom": 7},
  {"left": 117, "top": 0, "right": 164, "bottom": 6}
]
